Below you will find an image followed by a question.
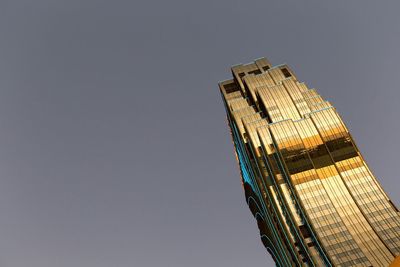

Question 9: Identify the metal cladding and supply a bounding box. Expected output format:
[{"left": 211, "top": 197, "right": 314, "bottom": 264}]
[{"left": 219, "top": 58, "right": 400, "bottom": 267}]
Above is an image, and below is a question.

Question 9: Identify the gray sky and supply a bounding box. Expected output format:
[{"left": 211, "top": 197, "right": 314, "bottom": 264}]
[{"left": 0, "top": 1, "right": 399, "bottom": 266}]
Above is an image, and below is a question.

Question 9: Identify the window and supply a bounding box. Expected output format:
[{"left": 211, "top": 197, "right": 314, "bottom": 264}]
[
  {"left": 248, "top": 69, "right": 262, "bottom": 75},
  {"left": 224, "top": 82, "right": 238, "bottom": 94},
  {"left": 262, "top": 66, "right": 270, "bottom": 71},
  {"left": 281, "top": 68, "right": 292, "bottom": 78},
  {"left": 299, "top": 225, "right": 311, "bottom": 239}
]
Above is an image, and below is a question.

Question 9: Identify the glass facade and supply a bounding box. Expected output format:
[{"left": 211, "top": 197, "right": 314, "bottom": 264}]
[{"left": 219, "top": 58, "right": 400, "bottom": 266}]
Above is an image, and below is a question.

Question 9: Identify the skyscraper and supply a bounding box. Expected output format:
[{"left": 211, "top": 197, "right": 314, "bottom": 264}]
[{"left": 219, "top": 58, "right": 400, "bottom": 266}]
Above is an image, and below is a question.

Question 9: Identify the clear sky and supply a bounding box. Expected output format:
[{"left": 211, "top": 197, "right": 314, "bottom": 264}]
[{"left": 0, "top": 1, "right": 399, "bottom": 266}]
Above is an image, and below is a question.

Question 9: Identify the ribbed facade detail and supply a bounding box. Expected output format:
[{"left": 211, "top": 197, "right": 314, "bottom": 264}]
[{"left": 219, "top": 58, "right": 400, "bottom": 266}]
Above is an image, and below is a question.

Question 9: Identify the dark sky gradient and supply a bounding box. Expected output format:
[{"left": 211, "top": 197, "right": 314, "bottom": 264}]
[{"left": 0, "top": 1, "right": 399, "bottom": 266}]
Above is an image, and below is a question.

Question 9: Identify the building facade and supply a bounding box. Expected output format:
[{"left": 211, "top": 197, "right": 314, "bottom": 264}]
[{"left": 219, "top": 58, "right": 400, "bottom": 266}]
